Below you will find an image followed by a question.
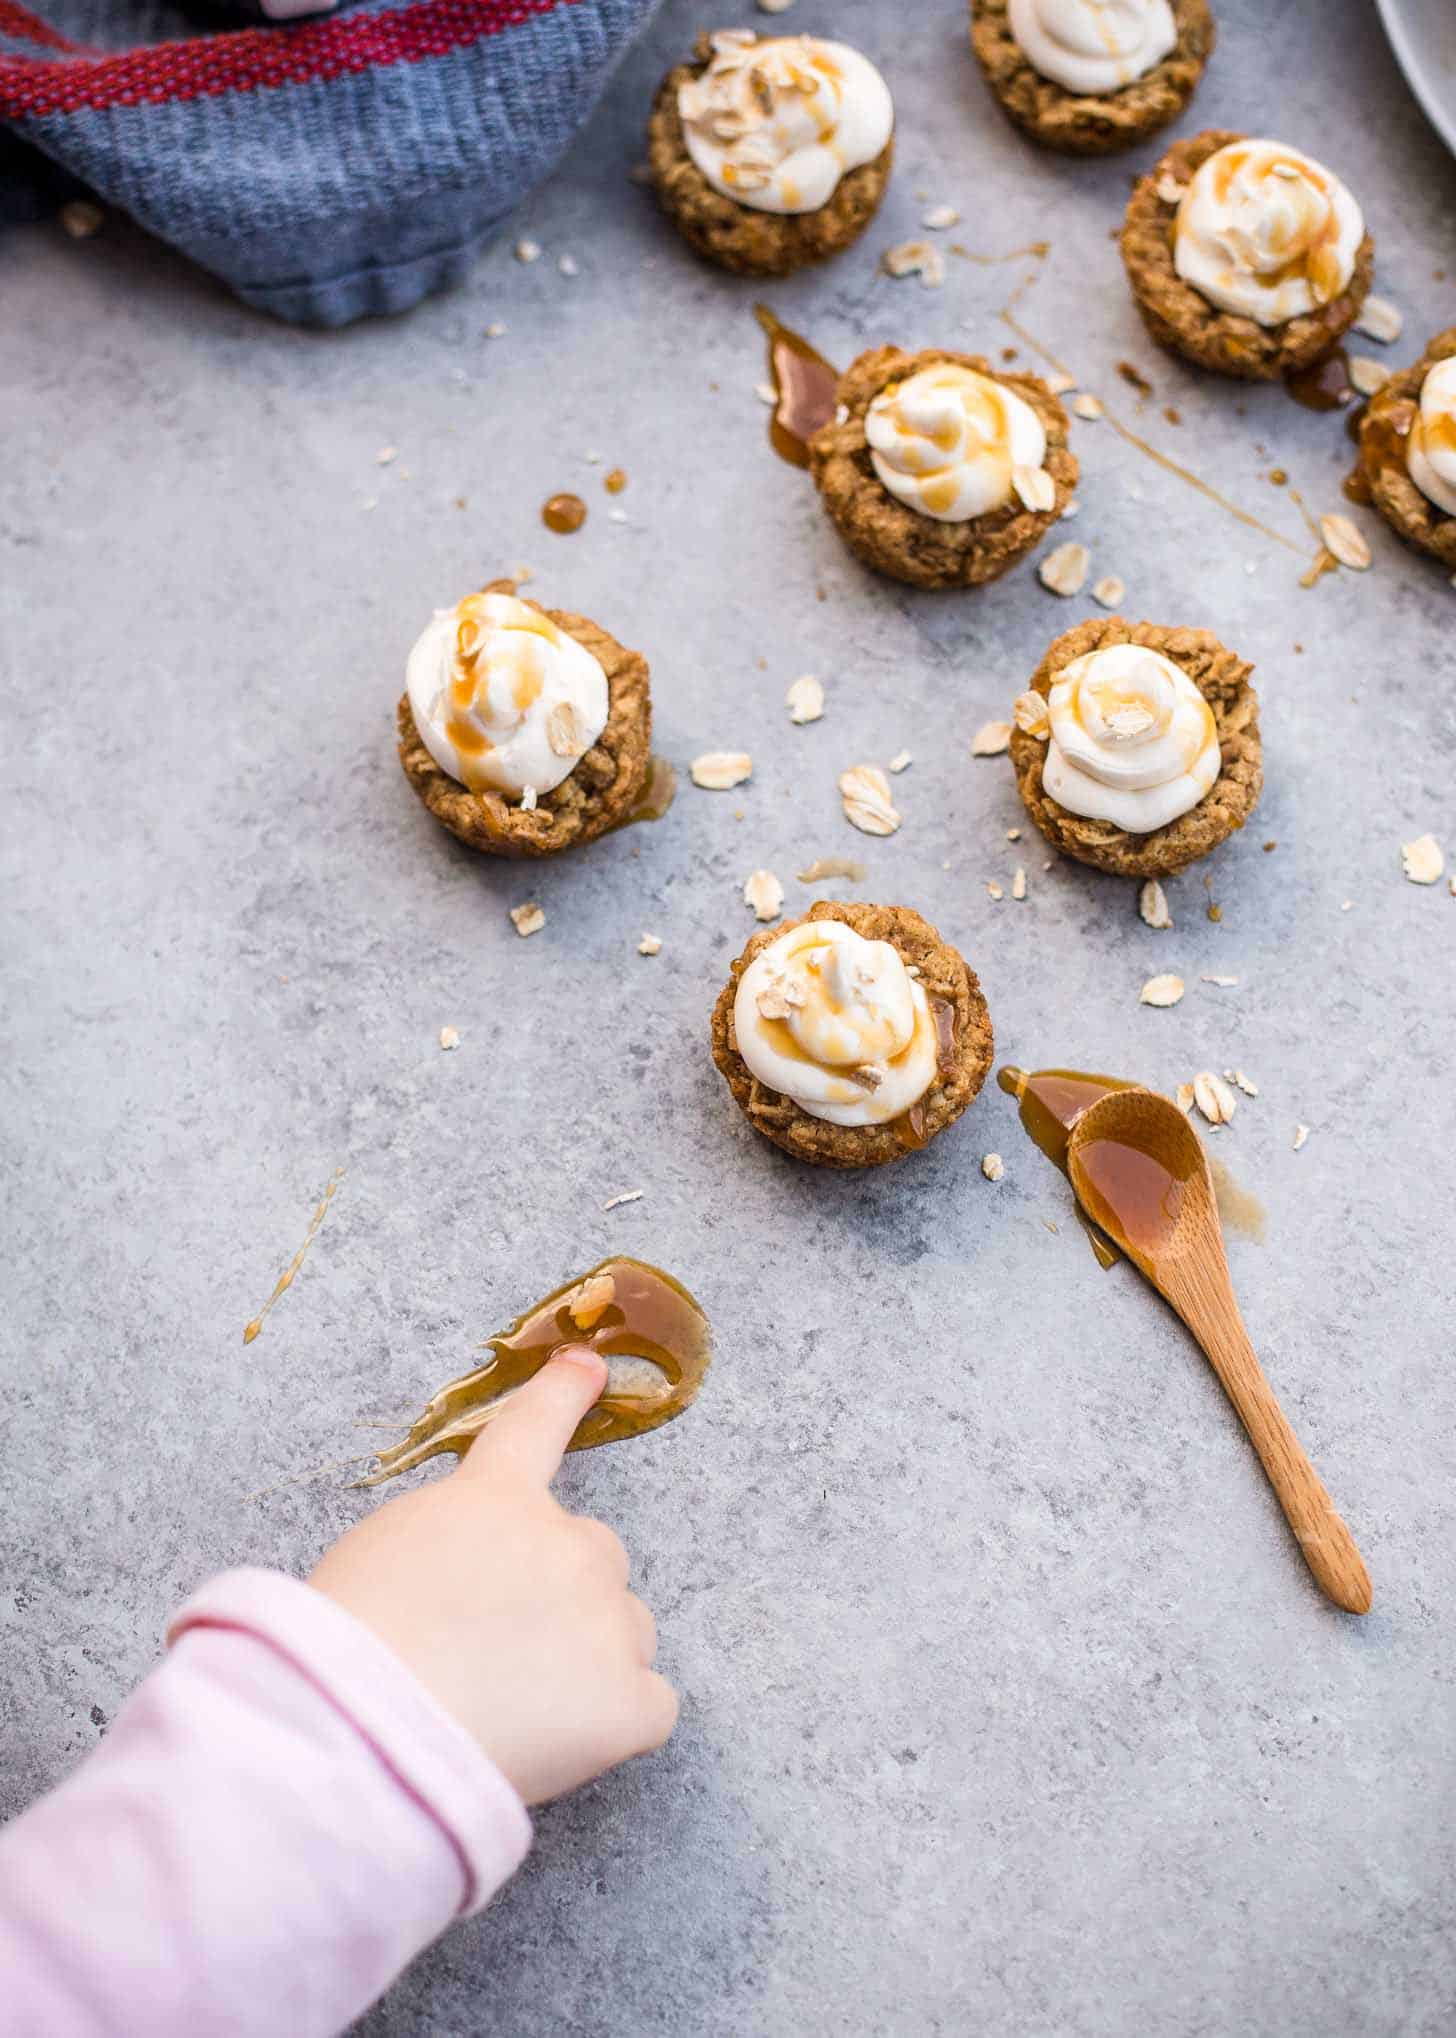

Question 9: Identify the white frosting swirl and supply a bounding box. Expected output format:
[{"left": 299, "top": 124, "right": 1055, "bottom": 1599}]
[
  {"left": 865, "top": 364, "right": 1046, "bottom": 522},
  {"left": 406, "top": 591, "right": 608, "bottom": 799},
  {"left": 733, "top": 919, "right": 939, "bottom": 1128},
  {"left": 1041, "top": 644, "right": 1219, "bottom": 834},
  {"left": 1174, "top": 139, "right": 1363, "bottom": 327},
  {"left": 1406, "top": 357, "right": 1456, "bottom": 517},
  {"left": 1007, "top": 0, "right": 1176, "bottom": 94},
  {"left": 677, "top": 31, "right": 893, "bottom": 215}
]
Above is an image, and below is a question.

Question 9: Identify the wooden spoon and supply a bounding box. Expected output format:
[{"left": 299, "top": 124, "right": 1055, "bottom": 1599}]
[{"left": 1067, "top": 1087, "right": 1371, "bottom": 1615}]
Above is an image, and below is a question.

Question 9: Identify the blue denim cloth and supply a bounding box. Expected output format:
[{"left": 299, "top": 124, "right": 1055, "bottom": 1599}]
[{"left": 0, "top": 1, "right": 659, "bottom": 324}]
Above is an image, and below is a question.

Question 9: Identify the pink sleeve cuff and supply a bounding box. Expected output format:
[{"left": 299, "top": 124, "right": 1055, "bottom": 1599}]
[{"left": 169, "top": 1568, "right": 532, "bottom": 1916}]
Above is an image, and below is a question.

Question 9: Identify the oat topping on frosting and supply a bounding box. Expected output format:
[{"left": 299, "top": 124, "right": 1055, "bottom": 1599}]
[
  {"left": 1406, "top": 357, "right": 1456, "bottom": 517},
  {"left": 405, "top": 591, "right": 608, "bottom": 799},
  {"left": 866, "top": 364, "right": 1048, "bottom": 522},
  {"left": 1174, "top": 139, "right": 1363, "bottom": 327},
  {"left": 677, "top": 30, "right": 893, "bottom": 215},
  {"left": 1032, "top": 643, "right": 1220, "bottom": 833},
  {"left": 1008, "top": 0, "right": 1176, "bottom": 95},
  {"left": 733, "top": 919, "right": 938, "bottom": 1126}
]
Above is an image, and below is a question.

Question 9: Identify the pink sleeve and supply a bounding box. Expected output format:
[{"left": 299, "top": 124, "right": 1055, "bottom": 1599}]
[{"left": 0, "top": 1568, "right": 532, "bottom": 2037}]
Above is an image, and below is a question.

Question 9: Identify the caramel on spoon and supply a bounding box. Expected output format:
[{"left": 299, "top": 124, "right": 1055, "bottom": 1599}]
[{"left": 1066, "top": 1088, "right": 1371, "bottom": 1615}]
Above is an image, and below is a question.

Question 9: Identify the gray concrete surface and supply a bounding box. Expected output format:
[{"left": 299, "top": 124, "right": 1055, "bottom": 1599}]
[{"left": 3, "top": 1, "right": 1454, "bottom": 2032}]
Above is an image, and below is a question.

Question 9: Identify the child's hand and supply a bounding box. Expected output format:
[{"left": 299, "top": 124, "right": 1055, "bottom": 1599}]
[{"left": 310, "top": 1348, "right": 678, "bottom": 1805}]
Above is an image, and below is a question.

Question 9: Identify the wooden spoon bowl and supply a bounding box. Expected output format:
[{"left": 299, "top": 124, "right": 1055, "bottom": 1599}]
[{"left": 1067, "top": 1088, "right": 1371, "bottom": 1616}]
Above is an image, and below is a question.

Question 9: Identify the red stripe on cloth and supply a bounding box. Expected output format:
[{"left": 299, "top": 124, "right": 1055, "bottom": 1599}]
[
  {"left": 0, "top": 1, "right": 91, "bottom": 51},
  {"left": 0, "top": 0, "right": 570, "bottom": 117}
]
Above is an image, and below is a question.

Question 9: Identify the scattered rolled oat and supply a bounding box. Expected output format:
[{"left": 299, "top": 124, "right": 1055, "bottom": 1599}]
[
  {"left": 691, "top": 751, "right": 752, "bottom": 790},
  {"left": 484, "top": 321, "right": 507, "bottom": 339},
  {"left": 1230, "top": 1070, "right": 1259, "bottom": 1097},
  {"left": 1140, "top": 973, "right": 1185, "bottom": 1008},
  {"left": 1011, "top": 866, "right": 1027, "bottom": 901},
  {"left": 796, "top": 855, "right": 866, "bottom": 883},
  {"left": 922, "top": 203, "right": 960, "bottom": 230},
  {"left": 981, "top": 1153, "right": 1005, "bottom": 1182},
  {"left": 1046, "top": 371, "right": 1078, "bottom": 396},
  {"left": 1175, "top": 1082, "right": 1196, "bottom": 1113},
  {"left": 1013, "top": 464, "right": 1056, "bottom": 512},
  {"left": 509, "top": 902, "right": 545, "bottom": 938},
  {"left": 1071, "top": 393, "right": 1104, "bottom": 421},
  {"left": 1348, "top": 355, "right": 1391, "bottom": 397},
  {"left": 1193, "top": 1071, "right": 1237, "bottom": 1126},
  {"left": 888, "top": 749, "right": 912, "bottom": 774},
  {"left": 60, "top": 200, "right": 104, "bottom": 239},
  {"left": 638, "top": 932, "right": 663, "bottom": 956},
  {"left": 1293, "top": 1123, "right": 1310, "bottom": 1152},
  {"left": 557, "top": 253, "right": 579, "bottom": 277},
  {"left": 743, "top": 868, "right": 785, "bottom": 922},
  {"left": 376, "top": 446, "right": 397, "bottom": 465},
  {"left": 1354, "top": 295, "right": 1402, "bottom": 344},
  {"left": 786, "top": 674, "right": 825, "bottom": 724},
  {"left": 1006, "top": 827, "right": 1022, "bottom": 842},
  {"left": 1012, "top": 692, "right": 1050, "bottom": 739},
  {"left": 1092, "top": 574, "right": 1125, "bottom": 609},
  {"left": 1319, "top": 512, "right": 1372, "bottom": 571},
  {"left": 986, "top": 880, "right": 1004, "bottom": 901},
  {"left": 971, "top": 720, "right": 1012, "bottom": 756},
  {"left": 1061, "top": 497, "right": 1080, "bottom": 519},
  {"left": 1200, "top": 973, "right": 1239, "bottom": 987},
  {"left": 514, "top": 238, "right": 542, "bottom": 263},
  {"left": 1401, "top": 833, "right": 1444, "bottom": 884},
  {"left": 438, "top": 1026, "right": 460, "bottom": 1051},
  {"left": 1139, "top": 879, "right": 1173, "bottom": 930},
  {"left": 570, "top": 1272, "right": 617, "bottom": 1329},
  {"left": 882, "top": 240, "right": 945, "bottom": 288},
  {"left": 1155, "top": 173, "right": 1186, "bottom": 205},
  {"left": 756, "top": 0, "right": 795, "bottom": 11},
  {"left": 546, "top": 701, "right": 583, "bottom": 757},
  {"left": 754, "top": 382, "right": 777, "bottom": 406},
  {"left": 1038, "top": 541, "right": 1090, "bottom": 597},
  {"left": 839, "top": 765, "right": 901, "bottom": 836},
  {"left": 602, "top": 1190, "right": 644, "bottom": 1211}
]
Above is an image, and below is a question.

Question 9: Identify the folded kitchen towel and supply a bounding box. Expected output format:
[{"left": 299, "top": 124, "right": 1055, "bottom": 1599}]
[{"left": 0, "top": 0, "right": 660, "bottom": 325}]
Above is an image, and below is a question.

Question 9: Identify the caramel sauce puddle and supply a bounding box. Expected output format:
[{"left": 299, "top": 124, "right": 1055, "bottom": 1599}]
[
  {"left": 754, "top": 304, "right": 839, "bottom": 467},
  {"left": 362, "top": 1257, "right": 710, "bottom": 1483}
]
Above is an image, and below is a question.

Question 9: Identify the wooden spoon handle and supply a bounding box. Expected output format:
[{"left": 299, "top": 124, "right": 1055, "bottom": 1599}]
[{"left": 1171, "top": 1273, "right": 1371, "bottom": 1614}]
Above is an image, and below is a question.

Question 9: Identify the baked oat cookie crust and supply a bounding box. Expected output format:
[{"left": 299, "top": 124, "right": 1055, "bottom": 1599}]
[
  {"left": 710, "top": 901, "right": 994, "bottom": 1170},
  {"left": 1122, "top": 129, "right": 1374, "bottom": 380},
  {"left": 645, "top": 38, "right": 893, "bottom": 278},
  {"left": 969, "top": 0, "right": 1214, "bottom": 156},
  {"left": 397, "top": 581, "right": 651, "bottom": 859},
  {"left": 1010, "top": 617, "right": 1262, "bottom": 879},
  {"left": 808, "top": 347, "right": 1077, "bottom": 591},
  {"left": 1354, "top": 325, "right": 1456, "bottom": 570}
]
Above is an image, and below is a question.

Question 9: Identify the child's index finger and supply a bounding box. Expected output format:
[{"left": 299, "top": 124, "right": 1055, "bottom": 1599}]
[{"left": 460, "top": 1346, "right": 608, "bottom": 1489}]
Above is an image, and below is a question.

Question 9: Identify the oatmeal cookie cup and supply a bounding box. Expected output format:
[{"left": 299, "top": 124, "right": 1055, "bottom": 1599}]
[
  {"left": 397, "top": 583, "right": 651, "bottom": 859},
  {"left": 1352, "top": 326, "right": 1456, "bottom": 570},
  {"left": 808, "top": 347, "right": 1077, "bottom": 590},
  {"left": 1010, "top": 618, "right": 1261, "bottom": 879},
  {"left": 1122, "top": 130, "right": 1374, "bottom": 380},
  {"left": 711, "top": 901, "right": 994, "bottom": 1170},
  {"left": 969, "top": 0, "right": 1214, "bottom": 157},
  {"left": 646, "top": 36, "right": 893, "bottom": 277}
]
